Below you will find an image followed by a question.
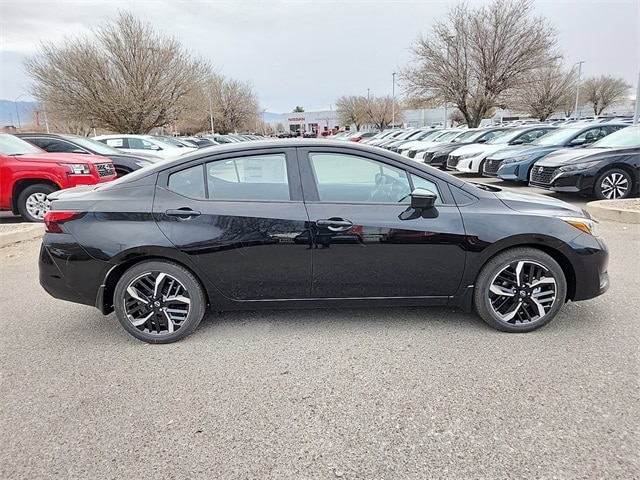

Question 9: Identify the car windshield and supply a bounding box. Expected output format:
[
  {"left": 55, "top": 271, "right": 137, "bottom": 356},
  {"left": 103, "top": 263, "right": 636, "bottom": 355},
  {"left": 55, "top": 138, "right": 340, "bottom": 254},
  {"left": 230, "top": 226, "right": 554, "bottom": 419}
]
[
  {"left": 64, "top": 135, "right": 121, "bottom": 155},
  {"left": 590, "top": 126, "right": 638, "bottom": 148},
  {"left": 486, "top": 129, "right": 535, "bottom": 145},
  {"left": 436, "top": 130, "right": 466, "bottom": 142},
  {"left": 148, "top": 136, "right": 186, "bottom": 148},
  {"left": 530, "top": 127, "right": 584, "bottom": 146},
  {"left": 452, "top": 130, "right": 479, "bottom": 142},
  {"left": 0, "top": 134, "right": 44, "bottom": 155}
]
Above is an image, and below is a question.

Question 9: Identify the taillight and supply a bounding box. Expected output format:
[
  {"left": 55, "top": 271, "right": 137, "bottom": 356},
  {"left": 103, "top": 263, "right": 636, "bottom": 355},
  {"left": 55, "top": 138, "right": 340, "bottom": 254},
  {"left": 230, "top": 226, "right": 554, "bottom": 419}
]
[{"left": 44, "top": 211, "right": 83, "bottom": 233}]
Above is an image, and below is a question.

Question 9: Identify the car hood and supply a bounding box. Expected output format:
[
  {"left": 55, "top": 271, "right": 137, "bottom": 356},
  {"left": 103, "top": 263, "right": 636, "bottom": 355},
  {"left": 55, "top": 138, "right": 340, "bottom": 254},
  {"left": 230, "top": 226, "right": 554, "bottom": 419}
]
[
  {"left": 493, "top": 188, "right": 585, "bottom": 217},
  {"left": 487, "top": 144, "right": 560, "bottom": 159},
  {"left": 534, "top": 147, "right": 614, "bottom": 167}
]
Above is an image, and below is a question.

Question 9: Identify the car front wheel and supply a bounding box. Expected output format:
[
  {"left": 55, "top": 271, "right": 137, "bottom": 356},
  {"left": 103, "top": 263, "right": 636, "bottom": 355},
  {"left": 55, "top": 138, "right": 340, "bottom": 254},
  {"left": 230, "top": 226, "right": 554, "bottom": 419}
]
[
  {"left": 473, "top": 248, "right": 567, "bottom": 332},
  {"left": 17, "top": 184, "right": 57, "bottom": 222},
  {"left": 113, "top": 261, "right": 207, "bottom": 343},
  {"left": 594, "top": 168, "right": 633, "bottom": 200}
]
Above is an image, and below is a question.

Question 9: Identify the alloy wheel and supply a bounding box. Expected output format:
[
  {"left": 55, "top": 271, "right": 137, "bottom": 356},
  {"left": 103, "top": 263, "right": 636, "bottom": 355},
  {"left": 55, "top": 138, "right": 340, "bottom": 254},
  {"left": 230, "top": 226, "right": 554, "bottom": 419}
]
[
  {"left": 599, "top": 172, "right": 629, "bottom": 199},
  {"left": 487, "top": 260, "right": 557, "bottom": 325},
  {"left": 123, "top": 271, "right": 191, "bottom": 336}
]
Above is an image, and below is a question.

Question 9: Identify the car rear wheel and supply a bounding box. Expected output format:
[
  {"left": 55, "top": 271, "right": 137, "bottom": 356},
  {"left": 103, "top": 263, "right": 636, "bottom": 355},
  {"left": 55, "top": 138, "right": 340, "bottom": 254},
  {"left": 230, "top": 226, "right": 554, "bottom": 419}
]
[
  {"left": 473, "top": 248, "right": 566, "bottom": 332},
  {"left": 594, "top": 168, "right": 633, "bottom": 200},
  {"left": 113, "top": 261, "right": 206, "bottom": 343},
  {"left": 17, "top": 184, "right": 57, "bottom": 222}
]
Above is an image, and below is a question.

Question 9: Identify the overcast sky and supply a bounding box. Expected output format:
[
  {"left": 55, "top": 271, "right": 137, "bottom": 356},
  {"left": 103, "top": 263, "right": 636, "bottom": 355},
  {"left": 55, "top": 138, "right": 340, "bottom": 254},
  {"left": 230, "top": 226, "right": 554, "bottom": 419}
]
[{"left": 1, "top": 0, "right": 638, "bottom": 113}]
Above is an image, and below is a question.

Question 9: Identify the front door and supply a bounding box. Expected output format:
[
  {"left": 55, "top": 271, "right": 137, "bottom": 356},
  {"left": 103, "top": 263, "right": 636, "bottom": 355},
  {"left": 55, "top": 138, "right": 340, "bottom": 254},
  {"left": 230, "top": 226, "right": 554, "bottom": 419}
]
[{"left": 298, "top": 147, "right": 467, "bottom": 300}]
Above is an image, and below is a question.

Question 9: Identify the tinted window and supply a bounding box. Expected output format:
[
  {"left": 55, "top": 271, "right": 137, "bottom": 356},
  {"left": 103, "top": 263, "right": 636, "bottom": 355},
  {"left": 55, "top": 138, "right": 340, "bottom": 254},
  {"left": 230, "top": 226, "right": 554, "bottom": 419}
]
[
  {"left": 29, "top": 138, "right": 81, "bottom": 153},
  {"left": 168, "top": 165, "right": 206, "bottom": 199},
  {"left": 207, "top": 154, "right": 290, "bottom": 201},
  {"left": 410, "top": 174, "right": 442, "bottom": 205},
  {"left": 309, "top": 153, "right": 411, "bottom": 203}
]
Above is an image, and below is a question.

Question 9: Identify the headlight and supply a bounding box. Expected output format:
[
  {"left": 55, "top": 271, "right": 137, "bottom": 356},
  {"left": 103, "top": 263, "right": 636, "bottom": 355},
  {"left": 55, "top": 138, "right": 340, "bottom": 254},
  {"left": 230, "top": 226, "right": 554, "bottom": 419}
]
[
  {"left": 503, "top": 154, "right": 533, "bottom": 164},
  {"left": 459, "top": 152, "right": 481, "bottom": 160},
  {"left": 561, "top": 216, "right": 598, "bottom": 236},
  {"left": 134, "top": 160, "right": 152, "bottom": 168},
  {"left": 59, "top": 163, "right": 91, "bottom": 174},
  {"left": 558, "top": 160, "right": 603, "bottom": 172}
]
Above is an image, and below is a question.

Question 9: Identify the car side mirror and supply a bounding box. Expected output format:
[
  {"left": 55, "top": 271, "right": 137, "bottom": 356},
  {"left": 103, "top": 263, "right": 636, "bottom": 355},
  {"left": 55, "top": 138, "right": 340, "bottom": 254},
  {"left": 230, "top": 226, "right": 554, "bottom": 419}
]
[
  {"left": 72, "top": 149, "right": 87, "bottom": 154},
  {"left": 150, "top": 145, "right": 162, "bottom": 150},
  {"left": 510, "top": 139, "right": 524, "bottom": 145},
  {"left": 410, "top": 187, "right": 437, "bottom": 210},
  {"left": 570, "top": 138, "right": 587, "bottom": 146}
]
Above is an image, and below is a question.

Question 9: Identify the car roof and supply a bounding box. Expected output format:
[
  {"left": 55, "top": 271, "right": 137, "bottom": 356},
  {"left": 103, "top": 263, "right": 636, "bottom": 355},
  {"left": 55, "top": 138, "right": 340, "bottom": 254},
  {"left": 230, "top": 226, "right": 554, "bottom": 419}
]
[{"left": 108, "top": 138, "right": 467, "bottom": 187}]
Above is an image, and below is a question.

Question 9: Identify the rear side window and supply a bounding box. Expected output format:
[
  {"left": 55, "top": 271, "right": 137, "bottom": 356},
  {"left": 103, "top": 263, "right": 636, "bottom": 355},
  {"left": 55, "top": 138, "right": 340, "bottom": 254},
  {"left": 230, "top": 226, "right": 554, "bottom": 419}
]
[
  {"left": 207, "top": 154, "right": 290, "bottom": 201},
  {"left": 168, "top": 165, "right": 206, "bottom": 199}
]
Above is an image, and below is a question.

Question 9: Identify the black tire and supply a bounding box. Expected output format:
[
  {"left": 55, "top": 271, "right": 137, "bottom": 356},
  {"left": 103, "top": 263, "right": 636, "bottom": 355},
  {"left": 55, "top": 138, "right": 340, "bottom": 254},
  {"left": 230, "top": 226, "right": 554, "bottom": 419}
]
[
  {"left": 17, "top": 184, "right": 57, "bottom": 222},
  {"left": 473, "top": 248, "right": 567, "bottom": 332},
  {"left": 594, "top": 168, "right": 633, "bottom": 200},
  {"left": 113, "top": 260, "right": 206, "bottom": 344}
]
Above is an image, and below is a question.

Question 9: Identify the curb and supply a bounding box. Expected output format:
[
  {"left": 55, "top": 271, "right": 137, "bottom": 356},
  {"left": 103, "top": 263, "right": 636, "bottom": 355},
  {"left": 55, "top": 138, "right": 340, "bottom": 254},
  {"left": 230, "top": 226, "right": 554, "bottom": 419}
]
[
  {"left": 585, "top": 200, "right": 640, "bottom": 224},
  {"left": 0, "top": 224, "right": 44, "bottom": 247}
]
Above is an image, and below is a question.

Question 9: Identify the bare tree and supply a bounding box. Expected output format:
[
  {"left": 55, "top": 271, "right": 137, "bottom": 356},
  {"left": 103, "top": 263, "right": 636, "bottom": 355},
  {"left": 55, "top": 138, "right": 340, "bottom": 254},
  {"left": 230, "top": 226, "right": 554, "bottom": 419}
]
[
  {"left": 207, "top": 75, "right": 260, "bottom": 134},
  {"left": 581, "top": 75, "right": 632, "bottom": 116},
  {"left": 508, "top": 63, "right": 576, "bottom": 120},
  {"left": 24, "top": 11, "right": 210, "bottom": 134},
  {"left": 363, "top": 96, "right": 399, "bottom": 131},
  {"left": 335, "top": 95, "right": 369, "bottom": 131},
  {"left": 174, "top": 73, "right": 259, "bottom": 135},
  {"left": 401, "top": 0, "right": 561, "bottom": 127}
]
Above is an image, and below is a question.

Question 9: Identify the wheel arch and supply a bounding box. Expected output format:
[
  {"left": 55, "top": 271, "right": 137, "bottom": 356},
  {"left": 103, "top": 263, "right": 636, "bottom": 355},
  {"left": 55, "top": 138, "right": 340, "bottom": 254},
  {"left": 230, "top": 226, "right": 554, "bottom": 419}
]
[
  {"left": 98, "top": 253, "right": 211, "bottom": 315},
  {"left": 11, "top": 179, "right": 60, "bottom": 213},
  {"left": 457, "top": 240, "right": 577, "bottom": 311}
]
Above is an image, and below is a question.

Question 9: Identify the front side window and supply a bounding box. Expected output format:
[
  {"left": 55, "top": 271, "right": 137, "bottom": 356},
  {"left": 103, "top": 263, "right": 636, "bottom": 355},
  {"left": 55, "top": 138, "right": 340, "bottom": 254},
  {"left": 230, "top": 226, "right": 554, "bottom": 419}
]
[
  {"left": 309, "top": 153, "right": 412, "bottom": 203},
  {"left": 207, "top": 154, "right": 290, "bottom": 201}
]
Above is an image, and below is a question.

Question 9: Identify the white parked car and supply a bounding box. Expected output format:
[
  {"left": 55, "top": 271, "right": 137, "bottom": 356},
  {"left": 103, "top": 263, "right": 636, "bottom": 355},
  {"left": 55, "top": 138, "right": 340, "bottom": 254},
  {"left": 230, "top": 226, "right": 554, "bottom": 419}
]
[
  {"left": 93, "top": 134, "right": 197, "bottom": 160},
  {"left": 446, "top": 126, "right": 556, "bottom": 173},
  {"left": 400, "top": 129, "right": 467, "bottom": 158}
]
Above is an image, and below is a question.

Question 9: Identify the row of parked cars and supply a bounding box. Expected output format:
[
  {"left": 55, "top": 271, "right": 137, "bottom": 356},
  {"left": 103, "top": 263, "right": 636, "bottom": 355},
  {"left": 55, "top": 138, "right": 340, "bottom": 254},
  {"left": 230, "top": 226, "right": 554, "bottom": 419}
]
[
  {"left": 361, "top": 119, "right": 639, "bottom": 200},
  {"left": 0, "top": 132, "right": 263, "bottom": 222}
]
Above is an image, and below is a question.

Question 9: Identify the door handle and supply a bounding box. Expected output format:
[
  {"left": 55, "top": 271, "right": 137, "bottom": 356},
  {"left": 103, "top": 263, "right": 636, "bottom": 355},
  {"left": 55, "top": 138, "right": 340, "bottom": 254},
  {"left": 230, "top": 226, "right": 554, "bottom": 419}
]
[
  {"left": 165, "top": 208, "right": 201, "bottom": 218},
  {"left": 316, "top": 218, "right": 354, "bottom": 232}
]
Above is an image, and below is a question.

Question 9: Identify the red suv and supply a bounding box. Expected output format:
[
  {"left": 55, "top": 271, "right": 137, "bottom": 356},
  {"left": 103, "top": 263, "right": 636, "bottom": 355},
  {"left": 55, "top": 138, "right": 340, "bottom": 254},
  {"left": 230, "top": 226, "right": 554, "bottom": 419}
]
[{"left": 0, "top": 133, "right": 117, "bottom": 222}]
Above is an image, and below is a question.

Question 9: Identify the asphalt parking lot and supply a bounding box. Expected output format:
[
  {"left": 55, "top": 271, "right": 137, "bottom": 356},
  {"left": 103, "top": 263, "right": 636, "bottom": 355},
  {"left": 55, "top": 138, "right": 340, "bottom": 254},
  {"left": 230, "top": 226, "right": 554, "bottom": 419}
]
[{"left": 1, "top": 175, "right": 639, "bottom": 479}]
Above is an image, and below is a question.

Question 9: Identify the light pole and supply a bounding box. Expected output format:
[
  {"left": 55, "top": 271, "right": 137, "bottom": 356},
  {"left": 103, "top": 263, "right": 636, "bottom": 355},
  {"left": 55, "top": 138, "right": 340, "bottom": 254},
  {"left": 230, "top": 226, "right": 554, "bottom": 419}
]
[
  {"left": 633, "top": 71, "right": 639, "bottom": 125},
  {"left": 392, "top": 72, "right": 396, "bottom": 129},
  {"left": 573, "top": 61, "right": 585, "bottom": 120},
  {"left": 208, "top": 94, "right": 214, "bottom": 134},
  {"left": 14, "top": 94, "right": 25, "bottom": 130}
]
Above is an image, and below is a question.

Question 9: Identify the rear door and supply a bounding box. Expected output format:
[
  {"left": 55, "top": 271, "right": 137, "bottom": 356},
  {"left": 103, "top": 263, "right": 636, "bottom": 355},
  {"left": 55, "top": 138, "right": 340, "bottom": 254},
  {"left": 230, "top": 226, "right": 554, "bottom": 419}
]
[{"left": 153, "top": 147, "right": 311, "bottom": 301}]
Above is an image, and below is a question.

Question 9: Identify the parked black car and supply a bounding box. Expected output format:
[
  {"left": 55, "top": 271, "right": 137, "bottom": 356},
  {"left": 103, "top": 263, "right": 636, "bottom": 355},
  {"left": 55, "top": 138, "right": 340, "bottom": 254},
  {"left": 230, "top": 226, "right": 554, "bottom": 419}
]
[
  {"left": 16, "top": 133, "right": 158, "bottom": 177},
  {"left": 529, "top": 124, "right": 640, "bottom": 199},
  {"left": 39, "top": 140, "right": 609, "bottom": 343}
]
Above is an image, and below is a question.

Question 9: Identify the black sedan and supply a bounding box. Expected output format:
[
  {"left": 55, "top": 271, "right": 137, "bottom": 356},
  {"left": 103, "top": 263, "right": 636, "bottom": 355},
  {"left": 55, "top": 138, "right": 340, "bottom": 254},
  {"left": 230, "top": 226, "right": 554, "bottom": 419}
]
[
  {"left": 16, "top": 133, "right": 159, "bottom": 177},
  {"left": 529, "top": 124, "right": 640, "bottom": 199},
  {"left": 39, "top": 140, "right": 609, "bottom": 343}
]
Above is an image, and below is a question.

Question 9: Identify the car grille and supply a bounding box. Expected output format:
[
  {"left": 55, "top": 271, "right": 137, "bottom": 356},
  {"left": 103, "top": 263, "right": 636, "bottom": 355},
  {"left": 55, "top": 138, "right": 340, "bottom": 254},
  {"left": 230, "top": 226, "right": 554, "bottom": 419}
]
[
  {"left": 423, "top": 152, "right": 435, "bottom": 163},
  {"left": 483, "top": 158, "right": 502, "bottom": 175},
  {"left": 529, "top": 166, "right": 558, "bottom": 187},
  {"left": 96, "top": 162, "right": 116, "bottom": 178},
  {"left": 446, "top": 155, "right": 460, "bottom": 168},
  {"left": 408, "top": 150, "right": 417, "bottom": 159}
]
